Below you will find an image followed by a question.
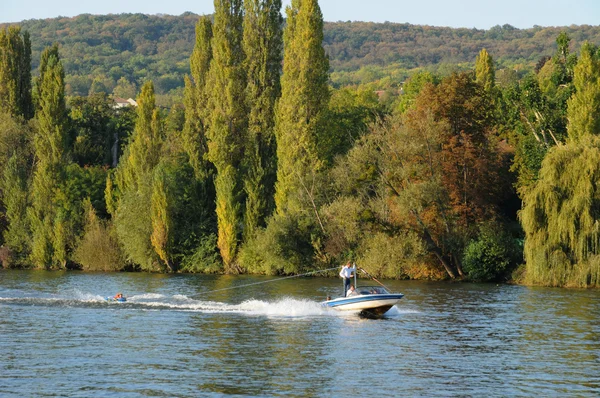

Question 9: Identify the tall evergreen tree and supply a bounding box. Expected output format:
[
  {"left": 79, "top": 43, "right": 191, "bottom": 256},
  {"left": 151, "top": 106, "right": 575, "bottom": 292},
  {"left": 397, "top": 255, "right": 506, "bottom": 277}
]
[
  {"left": 566, "top": 42, "right": 600, "bottom": 142},
  {"left": 475, "top": 48, "right": 495, "bottom": 92},
  {"left": 206, "top": 0, "right": 247, "bottom": 272},
  {"left": 183, "top": 16, "right": 213, "bottom": 179},
  {"left": 242, "top": 0, "right": 283, "bottom": 239},
  {"left": 28, "top": 45, "right": 68, "bottom": 268},
  {"left": 274, "top": 0, "right": 330, "bottom": 215},
  {"left": 0, "top": 26, "right": 33, "bottom": 119}
]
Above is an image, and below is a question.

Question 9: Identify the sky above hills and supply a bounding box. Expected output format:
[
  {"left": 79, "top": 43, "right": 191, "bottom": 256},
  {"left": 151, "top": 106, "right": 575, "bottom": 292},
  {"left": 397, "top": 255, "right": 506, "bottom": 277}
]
[{"left": 2, "top": 0, "right": 599, "bottom": 29}]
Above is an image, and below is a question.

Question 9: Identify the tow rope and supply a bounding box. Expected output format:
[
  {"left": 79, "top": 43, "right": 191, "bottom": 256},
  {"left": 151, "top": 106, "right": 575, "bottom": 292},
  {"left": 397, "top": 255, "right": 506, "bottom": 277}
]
[{"left": 192, "top": 266, "right": 339, "bottom": 297}]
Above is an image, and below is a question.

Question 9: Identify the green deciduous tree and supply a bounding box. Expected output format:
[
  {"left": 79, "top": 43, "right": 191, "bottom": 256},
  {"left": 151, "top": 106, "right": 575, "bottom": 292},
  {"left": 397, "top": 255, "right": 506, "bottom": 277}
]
[
  {"left": 0, "top": 26, "right": 33, "bottom": 119},
  {"left": 114, "top": 176, "right": 157, "bottom": 270},
  {"left": 29, "top": 45, "right": 70, "bottom": 269},
  {"left": 73, "top": 198, "right": 124, "bottom": 271},
  {"left": 156, "top": 154, "right": 219, "bottom": 273},
  {"left": 0, "top": 111, "right": 33, "bottom": 262},
  {"left": 150, "top": 164, "right": 174, "bottom": 271},
  {"left": 115, "top": 81, "right": 162, "bottom": 192},
  {"left": 506, "top": 34, "right": 579, "bottom": 199},
  {"left": 242, "top": 0, "right": 283, "bottom": 239},
  {"left": 206, "top": 0, "right": 247, "bottom": 272},
  {"left": 241, "top": 0, "right": 331, "bottom": 276},
  {"left": 69, "top": 93, "right": 117, "bottom": 167},
  {"left": 520, "top": 137, "right": 600, "bottom": 287},
  {"left": 394, "top": 71, "right": 438, "bottom": 115},
  {"left": 475, "top": 48, "right": 495, "bottom": 92},
  {"left": 112, "top": 81, "right": 166, "bottom": 271},
  {"left": 180, "top": 17, "right": 218, "bottom": 273},
  {"left": 552, "top": 31, "right": 577, "bottom": 87},
  {"left": 183, "top": 16, "right": 213, "bottom": 180},
  {"left": 462, "top": 222, "right": 520, "bottom": 282},
  {"left": 114, "top": 78, "right": 218, "bottom": 272},
  {"left": 238, "top": 210, "right": 319, "bottom": 275},
  {"left": 274, "top": 0, "right": 330, "bottom": 215},
  {"left": 0, "top": 111, "right": 34, "bottom": 265},
  {"left": 2, "top": 154, "right": 31, "bottom": 265},
  {"left": 566, "top": 42, "right": 600, "bottom": 142},
  {"left": 503, "top": 75, "right": 555, "bottom": 198},
  {"left": 320, "top": 87, "right": 382, "bottom": 165},
  {"left": 521, "top": 43, "right": 600, "bottom": 287}
]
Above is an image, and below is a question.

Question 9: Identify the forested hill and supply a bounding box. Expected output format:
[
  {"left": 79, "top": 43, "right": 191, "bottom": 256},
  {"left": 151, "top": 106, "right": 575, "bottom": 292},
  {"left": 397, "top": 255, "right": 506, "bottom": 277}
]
[
  {"left": 325, "top": 22, "right": 600, "bottom": 70},
  {"left": 4, "top": 13, "right": 600, "bottom": 98}
]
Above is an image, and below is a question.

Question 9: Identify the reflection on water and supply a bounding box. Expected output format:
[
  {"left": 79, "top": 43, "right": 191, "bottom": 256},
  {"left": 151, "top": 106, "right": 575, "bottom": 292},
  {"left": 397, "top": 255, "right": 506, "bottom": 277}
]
[{"left": 0, "top": 270, "right": 599, "bottom": 397}]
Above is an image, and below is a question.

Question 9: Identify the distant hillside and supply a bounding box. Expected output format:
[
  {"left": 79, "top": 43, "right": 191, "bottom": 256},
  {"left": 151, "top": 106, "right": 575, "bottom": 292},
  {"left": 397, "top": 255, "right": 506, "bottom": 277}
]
[
  {"left": 325, "top": 22, "right": 600, "bottom": 70},
  {"left": 3, "top": 13, "right": 600, "bottom": 98}
]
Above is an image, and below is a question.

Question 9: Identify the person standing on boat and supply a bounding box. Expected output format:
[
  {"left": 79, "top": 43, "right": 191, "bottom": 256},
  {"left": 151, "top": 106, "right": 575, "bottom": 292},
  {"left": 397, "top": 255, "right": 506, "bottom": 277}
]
[{"left": 339, "top": 262, "right": 356, "bottom": 296}]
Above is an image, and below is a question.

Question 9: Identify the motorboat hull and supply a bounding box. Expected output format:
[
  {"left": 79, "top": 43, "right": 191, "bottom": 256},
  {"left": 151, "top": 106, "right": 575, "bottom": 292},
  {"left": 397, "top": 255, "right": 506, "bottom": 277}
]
[{"left": 322, "top": 293, "right": 404, "bottom": 317}]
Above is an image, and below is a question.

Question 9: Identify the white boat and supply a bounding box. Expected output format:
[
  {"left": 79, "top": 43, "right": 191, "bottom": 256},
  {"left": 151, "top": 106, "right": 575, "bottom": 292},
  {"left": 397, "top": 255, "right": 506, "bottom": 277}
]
[{"left": 321, "top": 285, "right": 404, "bottom": 317}]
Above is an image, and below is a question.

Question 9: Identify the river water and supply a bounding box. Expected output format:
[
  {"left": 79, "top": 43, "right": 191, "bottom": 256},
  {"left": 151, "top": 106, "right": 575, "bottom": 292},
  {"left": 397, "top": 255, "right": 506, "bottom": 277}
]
[{"left": 0, "top": 270, "right": 599, "bottom": 397}]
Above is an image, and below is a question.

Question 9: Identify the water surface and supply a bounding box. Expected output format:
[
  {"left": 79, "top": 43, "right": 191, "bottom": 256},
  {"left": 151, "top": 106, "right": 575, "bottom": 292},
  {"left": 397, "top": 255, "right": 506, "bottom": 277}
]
[{"left": 1, "top": 270, "right": 599, "bottom": 397}]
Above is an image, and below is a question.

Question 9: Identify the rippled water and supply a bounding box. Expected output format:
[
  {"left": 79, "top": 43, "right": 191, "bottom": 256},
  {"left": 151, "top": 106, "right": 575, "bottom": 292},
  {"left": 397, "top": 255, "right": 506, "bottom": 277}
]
[{"left": 1, "top": 270, "right": 599, "bottom": 397}]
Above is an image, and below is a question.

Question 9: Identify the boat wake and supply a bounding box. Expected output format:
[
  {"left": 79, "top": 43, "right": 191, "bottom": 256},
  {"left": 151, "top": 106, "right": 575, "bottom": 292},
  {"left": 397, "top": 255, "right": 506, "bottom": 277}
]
[
  {"left": 0, "top": 291, "right": 337, "bottom": 318},
  {"left": 128, "top": 293, "right": 334, "bottom": 317},
  {"left": 383, "top": 305, "right": 420, "bottom": 317}
]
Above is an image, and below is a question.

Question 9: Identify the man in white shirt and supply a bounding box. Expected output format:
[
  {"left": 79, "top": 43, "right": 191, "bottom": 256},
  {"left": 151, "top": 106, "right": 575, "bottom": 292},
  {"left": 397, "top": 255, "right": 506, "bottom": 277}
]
[{"left": 339, "top": 262, "right": 356, "bottom": 296}]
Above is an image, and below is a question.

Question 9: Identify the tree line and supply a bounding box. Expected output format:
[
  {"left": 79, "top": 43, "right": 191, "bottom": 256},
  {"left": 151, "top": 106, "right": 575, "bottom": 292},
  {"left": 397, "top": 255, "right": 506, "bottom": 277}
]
[{"left": 1, "top": 1, "right": 600, "bottom": 287}]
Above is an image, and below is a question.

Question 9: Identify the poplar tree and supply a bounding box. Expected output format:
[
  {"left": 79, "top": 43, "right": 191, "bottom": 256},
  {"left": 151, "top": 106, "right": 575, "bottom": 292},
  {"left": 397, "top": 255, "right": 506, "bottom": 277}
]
[
  {"left": 20, "top": 31, "right": 32, "bottom": 119},
  {"left": 243, "top": 0, "right": 283, "bottom": 239},
  {"left": 0, "top": 26, "right": 33, "bottom": 119},
  {"left": 566, "top": 42, "right": 600, "bottom": 142},
  {"left": 115, "top": 81, "right": 162, "bottom": 192},
  {"left": 183, "top": 16, "right": 213, "bottom": 179},
  {"left": 475, "top": 48, "right": 495, "bottom": 92},
  {"left": 29, "top": 45, "right": 68, "bottom": 268},
  {"left": 274, "top": 0, "right": 330, "bottom": 215},
  {"left": 1, "top": 118, "right": 33, "bottom": 263},
  {"left": 206, "top": 0, "right": 247, "bottom": 272},
  {"left": 34, "top": 44, "right": 57, "bottom": 110},
  {"left": 150, "top": 165, "right": 173, "bottom": 271},
  {"left": 113, "top": 81, "right": 164, "bottom": 271}
]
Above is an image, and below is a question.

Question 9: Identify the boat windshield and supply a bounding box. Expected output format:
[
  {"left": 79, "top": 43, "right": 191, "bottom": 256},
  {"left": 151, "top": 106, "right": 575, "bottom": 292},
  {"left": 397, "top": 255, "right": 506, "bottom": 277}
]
[{"left": 356, "top": 286, "right": 389, "bottom": 295}]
